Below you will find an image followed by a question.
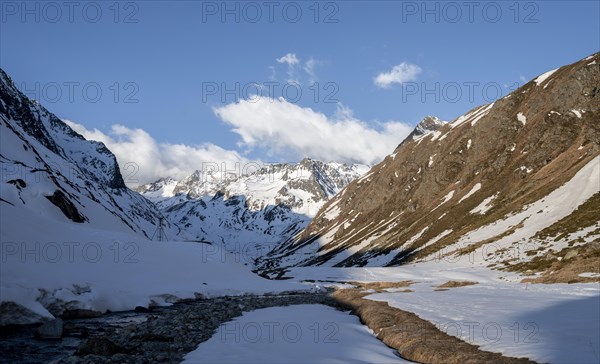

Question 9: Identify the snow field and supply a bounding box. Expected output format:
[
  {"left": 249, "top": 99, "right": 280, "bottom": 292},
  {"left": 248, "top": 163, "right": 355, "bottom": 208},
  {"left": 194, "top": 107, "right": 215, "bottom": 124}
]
[{"left": 183, "top": 304, "right": 408, "bottom": 363}]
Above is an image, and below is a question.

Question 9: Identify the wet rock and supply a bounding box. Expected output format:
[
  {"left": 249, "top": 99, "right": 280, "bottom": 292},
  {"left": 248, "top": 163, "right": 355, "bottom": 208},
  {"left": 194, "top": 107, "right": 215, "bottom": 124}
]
[
  {"left": 36, "top": 318, "right": 63, "bottom": 339},
  {"left": 61, "top": 309, "right": 103, "bottom": 319},
  {"left": 139, "top": 333, "right": 173, "bottom": 342},
  {"left": 134, "top": 306, "right": 150, "bottom": 313},
  {"left": 154, "top": 353, "right": 168, "bottom": 362},
  {"left": 76, "top": 337, "right": 126, "bottom": 356},
  {"left": 6, "top": 291, "right": 337, "bottom": 363},
  {"left": 564, "top": 249, "right": 579, "bottom": 260},
  {"left": 0, "top": 301, "right": 46, "bottom": 326}
]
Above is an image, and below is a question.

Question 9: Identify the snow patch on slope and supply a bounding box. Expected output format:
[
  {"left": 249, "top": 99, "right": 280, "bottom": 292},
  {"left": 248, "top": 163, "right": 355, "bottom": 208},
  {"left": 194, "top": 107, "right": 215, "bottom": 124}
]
[
  {"left": 449, "top": 156, "right": 600, "bottom": 265},
  {"left": 459, "top": 183, "right": 482, "bottom": 203},
  {"left": 517, "top": 112, "right": 527, "bottom": 125},
  {"left": 534, "top": 68, "right": 558, "bottom": 86},
  {"left": 470, "top": 193, "right": 498, "bottom": 215},
  {"left": 433, "top": 190, "right": 455, "bottom": 210}
]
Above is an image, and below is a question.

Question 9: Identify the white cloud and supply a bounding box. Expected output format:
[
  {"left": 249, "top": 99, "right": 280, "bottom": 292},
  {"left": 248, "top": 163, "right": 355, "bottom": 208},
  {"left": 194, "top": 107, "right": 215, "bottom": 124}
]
[
  {"left": 272, "top": 53, "right": 323, "bottom": 85},
  {"left": 334, "top": 103, "right": 354, "bottom": 120},
  {"left": 64, "top": 120, "right": 249, "bottom": 186},
  {"left": 276, "top": 53, "right": 300, "bottom": 83},
  {"left": 276, "top": 53, "right": 299, "bottom": 65},
  {"left": 304, "top": 58, "right": 318, "bottom": 83},
  {"left": 213, "top": 97, "right": 413, "bottom": 165},
  {"left": 374, "top": 62, "right": 422, "bottom": 88}
]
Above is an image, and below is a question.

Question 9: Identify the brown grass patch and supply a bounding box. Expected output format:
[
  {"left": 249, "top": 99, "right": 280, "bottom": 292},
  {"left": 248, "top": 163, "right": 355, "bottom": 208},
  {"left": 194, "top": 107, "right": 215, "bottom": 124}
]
[
  {"left": 512, "top": 241, "right": 600, "bottom": 284},
  {"left": 534, "top": 193, "right": 600, "bottom": 240},
  {"left": 454, "top": 223, "right": 525, "bottom": 257},
  {"left": 349, "top": 280, "right": 414, "bottom": 292},
  {"left": 436, "top": 281, "right": 479, "bottom": 289},
  {"left": 331, "top": 288, "right": 535, "bottom": 364},
  {"left": 507, "top": 193, "right": 600, "bottom": 283},
  {"left": 522, "top": 253, "right": 600, "bottom": 284}
]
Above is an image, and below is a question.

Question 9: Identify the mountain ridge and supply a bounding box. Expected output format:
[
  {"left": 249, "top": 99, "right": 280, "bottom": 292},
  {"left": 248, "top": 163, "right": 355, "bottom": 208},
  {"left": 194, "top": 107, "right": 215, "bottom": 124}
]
[
  {"left": 136, "top": 116, "right": 448, "bottom": 250},
  {"left": 136, "top": 158, "right": 371, "bottom": 249},
  {"left": 0, "top": 68, "right": 172, "bottom": 240},
  {"left": 258, "top": 52, "right": 600, "bottom": 282}
]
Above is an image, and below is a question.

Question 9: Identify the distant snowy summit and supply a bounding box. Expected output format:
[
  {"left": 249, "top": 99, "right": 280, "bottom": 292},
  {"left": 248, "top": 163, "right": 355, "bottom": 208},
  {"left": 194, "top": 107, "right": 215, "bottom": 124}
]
[
  {"left": 137, "top": 158, "right": 369, "bottom": 207},
  {"left": 136, "top": 159, "right": 370, "bottom": 244},
  {"left": 133, "top": 115, "right": 449, "bottom": 250}
]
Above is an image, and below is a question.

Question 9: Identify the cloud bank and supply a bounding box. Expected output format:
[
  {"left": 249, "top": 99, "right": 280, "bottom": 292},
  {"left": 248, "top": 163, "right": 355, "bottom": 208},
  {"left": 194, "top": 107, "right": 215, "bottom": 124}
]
[
  {"left": 64, "top": 55, "right": 421, "bottom": 186},
  {"left": 65, "top": 120, "right": 248, "bottom": 186},
  {"left": 213, "top": 97, "right": 413, "bottom": 165}
]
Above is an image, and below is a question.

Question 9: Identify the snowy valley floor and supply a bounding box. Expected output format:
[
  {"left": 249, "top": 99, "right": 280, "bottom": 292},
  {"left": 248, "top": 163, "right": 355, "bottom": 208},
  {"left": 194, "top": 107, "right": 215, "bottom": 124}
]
[
  {"left": 282, "top": 263, "right": 600, "bottom": 364},
  {"left": 182, "top": 304, "right": 407, "bottom": 364},
  {"left": 1, "top": 238, "right": 599, "bottom": 363}
]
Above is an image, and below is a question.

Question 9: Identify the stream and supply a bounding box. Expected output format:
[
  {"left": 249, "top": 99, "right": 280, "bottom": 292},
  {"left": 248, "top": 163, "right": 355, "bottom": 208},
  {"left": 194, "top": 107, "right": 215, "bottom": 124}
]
[{"left": 0, "top": 291, "right": 338, "bottom": 364}]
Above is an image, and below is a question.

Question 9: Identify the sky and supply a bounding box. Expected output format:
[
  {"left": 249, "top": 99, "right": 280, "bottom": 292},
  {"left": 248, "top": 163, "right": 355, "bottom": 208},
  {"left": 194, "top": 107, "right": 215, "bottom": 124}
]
[{"left": 1, "top": 0, "right": 599, "bottom": 184}]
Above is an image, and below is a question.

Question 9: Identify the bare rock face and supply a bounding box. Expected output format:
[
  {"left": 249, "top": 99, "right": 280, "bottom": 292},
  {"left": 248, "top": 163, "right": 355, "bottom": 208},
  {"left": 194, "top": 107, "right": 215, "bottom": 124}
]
[
  {"left": 0, "top": 69, "right": 125, "bottom": 190},
  {"left": 399, "top": 115, "right": 446, "bottom": 146},
  {"left": 45, "top": 190, "right": 87, "bottom": 223},
  {"left": 36, "top": 318, "right": 63, "bottom": 340},
  {"left": 0, "top": 302, "right": 47, "bottom": 326},
  {"left": 259, "top": 53, "right": 600, "bottom": 274},
  {"left": 76, "top": 337, "right": 126, "bottom": 356},
  {"left": 0, "top": 68, "right": 173, "bottom": 241}
]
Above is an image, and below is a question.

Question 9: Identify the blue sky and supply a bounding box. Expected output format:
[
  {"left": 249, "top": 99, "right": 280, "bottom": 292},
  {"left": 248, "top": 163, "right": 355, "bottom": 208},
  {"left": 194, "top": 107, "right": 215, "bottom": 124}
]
[{"left": 1, "top": 1, "right": 598, "bottom": 182}]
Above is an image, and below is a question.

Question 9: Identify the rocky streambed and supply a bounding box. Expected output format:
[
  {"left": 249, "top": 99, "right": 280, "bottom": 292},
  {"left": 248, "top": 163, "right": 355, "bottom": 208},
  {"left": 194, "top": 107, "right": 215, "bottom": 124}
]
[
  {"left": 0, "top": 291, "right": 340, "bottom": 364},
  {"left": 1, "top": 285, "right": 538, "bottom": 364}
]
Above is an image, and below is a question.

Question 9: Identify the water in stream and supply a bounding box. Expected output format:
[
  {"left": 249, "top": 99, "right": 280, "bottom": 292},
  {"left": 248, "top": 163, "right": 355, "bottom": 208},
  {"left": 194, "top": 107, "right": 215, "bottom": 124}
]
[{"left": 0, "top": 310, "right": 152, "bottom": 363}]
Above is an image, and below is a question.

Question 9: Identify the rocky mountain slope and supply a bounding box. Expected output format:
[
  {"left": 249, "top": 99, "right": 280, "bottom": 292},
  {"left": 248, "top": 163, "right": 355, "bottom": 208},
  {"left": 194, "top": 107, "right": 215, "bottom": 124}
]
[
  {"left": 136, "top": 160, "right": 369, "bottom": 256},
  {"left": 400, "top": 115, "right": 446, "bottom": 145},
  {"left": 1, "top": 68, "right": 312, "bottom": 325},
  {"left": 259, "top": 53, "right": 600, "bottom": 282},
  {"left": 0, "top": 68, "right": 173, "bottom": 241}
]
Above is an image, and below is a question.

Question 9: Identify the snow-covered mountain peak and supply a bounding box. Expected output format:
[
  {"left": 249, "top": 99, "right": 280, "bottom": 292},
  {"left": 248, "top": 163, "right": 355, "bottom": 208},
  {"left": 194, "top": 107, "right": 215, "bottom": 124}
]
[
  {"left": 399, "top": 115, "right": 446, "bottom": 146},
  {"left": 134, "top": 177, "right": 179, "bottom": 202},
  {"left": 137, "top": 158, "right": 369, "bottom": 244}
]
